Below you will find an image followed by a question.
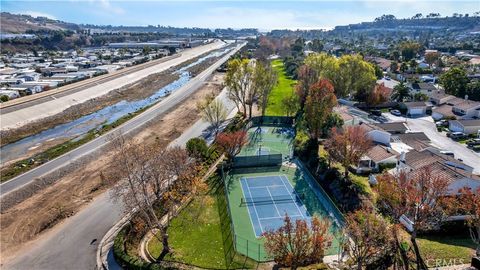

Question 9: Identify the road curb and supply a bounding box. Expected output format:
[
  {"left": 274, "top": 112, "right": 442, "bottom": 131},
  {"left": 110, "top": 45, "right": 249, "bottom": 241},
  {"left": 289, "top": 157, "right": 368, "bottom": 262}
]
[{"left": 96, "top": 211, "right": 133, "bottom": 270}]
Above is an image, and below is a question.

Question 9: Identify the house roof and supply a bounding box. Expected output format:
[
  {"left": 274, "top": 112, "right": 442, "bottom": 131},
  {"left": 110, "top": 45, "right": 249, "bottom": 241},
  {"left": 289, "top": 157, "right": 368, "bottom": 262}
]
[
  {"left": 411, "top": 83, "right": 437, "bottom": 91},
  {"left": 394, "top": 132, "right": 431, "bottom": 150},
  {"left": 333, "top": 106, "right": 354, "bottom": 122},
  {"left": 430, "top": 92, "right": 454, "bottom": 101},
  {"left": 374, "top": 122, "right": 408, "bottom": 133},
  {"left": 409, "top": 162, "right": 479, "bottom": 188},
  {"left": 453, "top": 100, "right": 480, "bottom": 111},
  {"left": 446, "top": 97, "right": 468, "bottom": 106},
  {"left": 403, "top": 101, "right": 426, "bottom": 108},
  {"left": 450, "top": 119, "right": 480, "bottom": 127},
  {"left": 433, "top": 105, "right": 456, "bottom": 117},
  {"left": 365, "top": 145, "right": 398, "bottom": 163}
]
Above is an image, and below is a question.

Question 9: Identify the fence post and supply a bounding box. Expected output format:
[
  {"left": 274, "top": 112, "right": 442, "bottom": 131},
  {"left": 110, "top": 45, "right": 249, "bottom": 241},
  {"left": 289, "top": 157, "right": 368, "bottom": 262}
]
[{"left": 258, "top": 242, "right": 260, "bottom": 261}]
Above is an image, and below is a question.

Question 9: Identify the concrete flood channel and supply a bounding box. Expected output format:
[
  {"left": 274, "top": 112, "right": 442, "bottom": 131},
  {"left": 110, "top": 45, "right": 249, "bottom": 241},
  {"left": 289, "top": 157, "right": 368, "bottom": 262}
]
[{"left": 1, "top": 46, "right": 233, "bottom": 164}]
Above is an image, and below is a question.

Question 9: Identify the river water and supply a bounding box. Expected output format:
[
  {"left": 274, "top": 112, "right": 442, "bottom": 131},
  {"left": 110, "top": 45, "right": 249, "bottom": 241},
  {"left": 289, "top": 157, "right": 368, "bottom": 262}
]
[{"left": 1, "top": 46, "right": 232, "bottom": 164}]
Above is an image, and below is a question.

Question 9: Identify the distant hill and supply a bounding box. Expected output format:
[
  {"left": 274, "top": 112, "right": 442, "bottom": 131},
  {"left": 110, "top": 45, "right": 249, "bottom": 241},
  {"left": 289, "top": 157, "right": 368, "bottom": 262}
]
[
  {"left": 333, "top": 16, "right": 480, "bottom": 33},
  {"left": 0, "top": 12, "right": 80, "bottom": 33}
]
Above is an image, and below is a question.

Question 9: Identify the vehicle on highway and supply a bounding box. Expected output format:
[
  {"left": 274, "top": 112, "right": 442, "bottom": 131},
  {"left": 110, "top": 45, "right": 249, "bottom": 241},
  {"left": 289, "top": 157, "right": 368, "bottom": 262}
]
[
  {"left": 448, "top": 131, "right": 467, "bottom": 140},
  {"left": 390, "top": 109, "right": 402, "bottom": 116}
]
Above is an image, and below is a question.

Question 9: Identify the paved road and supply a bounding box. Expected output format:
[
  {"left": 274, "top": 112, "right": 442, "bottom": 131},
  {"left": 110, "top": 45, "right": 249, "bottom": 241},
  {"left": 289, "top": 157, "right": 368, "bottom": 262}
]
[
  {"left": 384, "top": 112, "right": 480, "bottom": 173},
  {"left": 0, "top": 42, "right": 245, "bottom": 197},
  {"left": 1, "top": 49, "right": 242, "bottom": 270},
  {"left": 0, "top": 41, "right": 226, "bottom": 130}
]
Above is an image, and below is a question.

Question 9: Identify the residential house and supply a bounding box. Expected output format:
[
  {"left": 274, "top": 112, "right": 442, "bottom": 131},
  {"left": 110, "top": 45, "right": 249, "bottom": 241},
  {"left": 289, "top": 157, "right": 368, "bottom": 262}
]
[
  {"left": 356, "top": 145, "right": 398, "bottom": 174},
  {"left": 449, "top": 119, "right": 480, "bottom": 135},
  {"left": 374, "top": 122, "right": 408, "bottom": 134},
  {"left": 410, "top": 82, "right": 437, "bottom": 96},
  {"left": 360, "top": 122, "right": 391, "bottom": 146},
  {"left": 400, "top": 101, "right": 427, "bottom": 117},
  {"left": 392, "top": 132, "right": 431, "bottom": 151},
  {"left": 430, "top": 92, "right": 455, "bottom": 106},
  {"left": 452, "top": 99, "right": 480, "bottom": 119},
  {"left": 432, "top": 104, "right": 457, "bottom": 121},
  {"left": 18, "top": 72, "right": 40, "bottom": 82}
]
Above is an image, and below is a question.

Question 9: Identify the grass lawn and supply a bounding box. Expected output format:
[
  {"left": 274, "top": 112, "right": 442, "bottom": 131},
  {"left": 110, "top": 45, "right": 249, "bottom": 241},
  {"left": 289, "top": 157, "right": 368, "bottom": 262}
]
[
  {"left": 418, "top": 235, "right": 476, "bottom": 266},
  {"left": 265, "top": 59, "right": 296, "bottom": 116},
  {"left": 147, "top": 186, "right": 256, "bottom": 269}
]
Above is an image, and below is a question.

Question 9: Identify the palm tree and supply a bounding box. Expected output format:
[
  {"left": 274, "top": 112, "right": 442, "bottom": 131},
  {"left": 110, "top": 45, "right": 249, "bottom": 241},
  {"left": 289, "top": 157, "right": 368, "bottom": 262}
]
[{"left": 392, "top": 82, "right": 410, "bottom": 102}]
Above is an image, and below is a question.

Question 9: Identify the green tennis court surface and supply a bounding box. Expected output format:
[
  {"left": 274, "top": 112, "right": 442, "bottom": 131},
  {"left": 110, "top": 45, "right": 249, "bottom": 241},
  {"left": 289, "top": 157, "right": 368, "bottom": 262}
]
[
  {"left": 239, "top": 126, "right": 294, "bottom": 158},
  {"left": 223, "top": 163, "right": 344, "bottom": 261}
]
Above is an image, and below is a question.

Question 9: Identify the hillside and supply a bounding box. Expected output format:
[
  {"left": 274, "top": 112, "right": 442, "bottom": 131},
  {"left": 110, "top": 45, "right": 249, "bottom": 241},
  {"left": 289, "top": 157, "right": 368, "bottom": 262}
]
[{"left": 0, "top": 12, "right": 80, "bottom": 33}]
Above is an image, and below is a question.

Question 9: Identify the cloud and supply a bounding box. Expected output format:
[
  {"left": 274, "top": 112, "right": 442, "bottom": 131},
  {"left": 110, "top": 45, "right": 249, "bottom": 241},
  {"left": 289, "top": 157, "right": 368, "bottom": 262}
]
[
  {"left": 20, "top": 11, "right": 57, "bottom": 20},
  {"left": 93, "top": 0, "right": 125, "bottom": 15}
]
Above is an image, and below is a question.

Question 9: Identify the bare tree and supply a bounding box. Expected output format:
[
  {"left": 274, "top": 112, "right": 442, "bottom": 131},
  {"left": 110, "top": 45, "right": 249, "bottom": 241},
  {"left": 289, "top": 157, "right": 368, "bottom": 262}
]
[
  {"left": 109, "top": 135, "right": 201, "bottom": 260},
  {"left": 199, "top": 98, "right": 227, "bottom": 135},
  {"left": 376, "top": 168, "right": 450, "bottom": 269}
]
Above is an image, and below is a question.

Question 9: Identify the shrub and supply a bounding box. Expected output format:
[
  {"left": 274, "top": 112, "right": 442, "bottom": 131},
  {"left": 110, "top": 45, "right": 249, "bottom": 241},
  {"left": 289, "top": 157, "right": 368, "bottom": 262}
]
[
  {"left": 186, "top": 137, "right": 209, "bottom": 160},
  {"left": 378, "top": 162, "right": 396, "bottom": 172}
]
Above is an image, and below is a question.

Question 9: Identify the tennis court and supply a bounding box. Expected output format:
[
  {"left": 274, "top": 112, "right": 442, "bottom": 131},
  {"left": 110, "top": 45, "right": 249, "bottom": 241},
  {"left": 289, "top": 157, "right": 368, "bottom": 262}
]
[
  {"left": 240, "top": 175, "right": 311, "bottom": 237},
  {"left": 239, "top": 126, "right": 294, "bottom": 158},
  {"left": 223, "top": 162, "right": 344, "bottom": 261}
]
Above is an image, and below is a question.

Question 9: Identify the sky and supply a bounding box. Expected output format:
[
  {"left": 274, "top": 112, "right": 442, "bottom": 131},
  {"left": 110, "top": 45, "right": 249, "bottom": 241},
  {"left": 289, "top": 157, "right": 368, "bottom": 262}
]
[{"left": 1, "top": 0, "right": 479, "bottom": 31}]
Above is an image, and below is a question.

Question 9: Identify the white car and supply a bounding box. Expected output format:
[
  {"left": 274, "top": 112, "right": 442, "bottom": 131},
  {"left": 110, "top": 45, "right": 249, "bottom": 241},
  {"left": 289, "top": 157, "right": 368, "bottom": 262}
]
[{"left": 390, "top": 110, "right": 401, "bottom": 116}]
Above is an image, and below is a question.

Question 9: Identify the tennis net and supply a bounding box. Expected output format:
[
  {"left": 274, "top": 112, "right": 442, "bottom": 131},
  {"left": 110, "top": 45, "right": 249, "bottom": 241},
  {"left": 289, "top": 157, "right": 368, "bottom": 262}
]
[
  {"left": 240, "top": 194, "right": 303, "bottom": 206},
  {"left": 233, "top": 153, "right": 282, "bottom": 168}
]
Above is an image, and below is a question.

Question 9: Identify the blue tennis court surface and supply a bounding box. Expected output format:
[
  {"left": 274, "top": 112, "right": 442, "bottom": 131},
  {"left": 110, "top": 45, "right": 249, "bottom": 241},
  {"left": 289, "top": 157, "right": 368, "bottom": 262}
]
[{"left": 240, "top": 175, "right": 311, "bottom": 237}]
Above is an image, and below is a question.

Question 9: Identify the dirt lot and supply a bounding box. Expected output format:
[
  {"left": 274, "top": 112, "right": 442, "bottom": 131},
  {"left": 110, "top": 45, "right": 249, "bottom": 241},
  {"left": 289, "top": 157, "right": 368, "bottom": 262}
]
[{"left": 0, "top": 73, "right": 225, "bottom": 255}]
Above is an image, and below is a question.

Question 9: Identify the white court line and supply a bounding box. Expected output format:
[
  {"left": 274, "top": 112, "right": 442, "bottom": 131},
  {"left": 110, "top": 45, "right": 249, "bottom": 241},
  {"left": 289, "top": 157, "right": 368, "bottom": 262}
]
[
  {"left": 259, "top": 215, "right": 304, "bottom": 221},
  {"left": 248, "top": 184, "right": 284, "bottom": 189},
  {"left": 239, "top": 177, "right": 263, "bottom": 237},
  {"left": 280, "top": 175, "right": 308, "bottom": 219},
  {"left": 266, "top": 186, "right": 282, "bottom": 218},
  {"left": 243, "top": 177, "right": 265, "bottom": 235}
]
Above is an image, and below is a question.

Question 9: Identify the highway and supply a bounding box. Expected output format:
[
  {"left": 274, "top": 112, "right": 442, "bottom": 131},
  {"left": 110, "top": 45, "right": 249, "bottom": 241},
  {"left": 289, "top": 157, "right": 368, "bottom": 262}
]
[
  {"left": 0, "top": 42, "right": 245, "bottom": 197},
  {"left": 0, "top": 40, "right": 226, "bottom": 130},
  {"left": 1, "top": 72, "right": 240, "bottom": 270}
]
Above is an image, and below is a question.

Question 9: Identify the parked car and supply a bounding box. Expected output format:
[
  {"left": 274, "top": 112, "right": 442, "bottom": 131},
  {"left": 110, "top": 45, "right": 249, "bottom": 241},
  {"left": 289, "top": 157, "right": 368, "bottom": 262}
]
[
  {"left": 467, "top": 138, "right": 480, "bottom": 147},
  {"left": 377, "top": 116, "right": 388, "bottom": 123},
  {"left": 448, "top": 132, "right": 467, "bottom": 140},
  {"left": 370, "top": 109, "right": 382, "bottom": 116},
  {"left": 390, "top": 110, "right": 402, "bottom": 116},
  {"left": 439, "top": 150, "right": 454, "bottom": 157},
  {"left": 384, "top": 76, "right": 391, "bottom": 80},
  {"left": 435, "top": 120, "right": 448, "bottom": 127}
]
